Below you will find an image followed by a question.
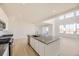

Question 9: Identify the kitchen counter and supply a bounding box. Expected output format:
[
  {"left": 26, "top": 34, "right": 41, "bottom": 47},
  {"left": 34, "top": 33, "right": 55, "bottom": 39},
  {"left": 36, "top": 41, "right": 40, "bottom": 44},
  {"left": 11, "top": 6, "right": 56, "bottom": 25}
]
[{"left": 31, "top": 35, "right": 59, "bottom": 45}]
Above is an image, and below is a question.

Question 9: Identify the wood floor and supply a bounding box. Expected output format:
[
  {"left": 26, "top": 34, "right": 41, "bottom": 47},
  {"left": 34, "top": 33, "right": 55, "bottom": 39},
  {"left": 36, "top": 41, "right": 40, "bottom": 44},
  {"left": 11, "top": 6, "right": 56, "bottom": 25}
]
[{"left": 11, "top": 39, "right": 38, "bottom": 56}]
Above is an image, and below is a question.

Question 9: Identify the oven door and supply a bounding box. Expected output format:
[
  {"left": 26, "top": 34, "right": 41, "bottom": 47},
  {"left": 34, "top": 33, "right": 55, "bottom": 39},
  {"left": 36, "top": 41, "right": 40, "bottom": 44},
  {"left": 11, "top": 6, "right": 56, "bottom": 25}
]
[{"left": 2, "top": 44, "right": 9, "bottom": 56}]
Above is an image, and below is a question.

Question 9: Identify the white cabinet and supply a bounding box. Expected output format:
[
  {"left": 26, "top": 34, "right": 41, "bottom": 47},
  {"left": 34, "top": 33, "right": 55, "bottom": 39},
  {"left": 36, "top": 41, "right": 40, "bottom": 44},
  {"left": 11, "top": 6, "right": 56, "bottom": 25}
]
[
  {"left": 30, "top": 37, "right": 45, "bottom": 56},
  {"left": 30, "top": 37, "right": 33, "bottom": 47},
  {"left": 34, "top": 39, "right": 39, "bottom": 53},
  {"left": 30, "top": 37, "right": 35, "bottom": 49},
  {"left": 38, "top": 41, "right": 45, "bottom": 56},
  {"left": 45, "top": 40, "right": 60, "bottom": 56}
]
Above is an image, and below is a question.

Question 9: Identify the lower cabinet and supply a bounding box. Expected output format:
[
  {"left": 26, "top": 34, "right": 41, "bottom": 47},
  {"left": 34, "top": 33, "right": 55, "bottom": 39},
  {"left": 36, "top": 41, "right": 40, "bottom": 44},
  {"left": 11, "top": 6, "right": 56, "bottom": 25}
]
[
  {"left": 38, "top": 41, "right": 45, "bottom": 56},
  {"left": 30, "top": 37, "right": 35, "bottom": 49},
  {"left": 44, "top": 40, "right": 60, "bottom": 56},
  {"left": 34, "top": 39, "right": 39, "bottom": 53}
]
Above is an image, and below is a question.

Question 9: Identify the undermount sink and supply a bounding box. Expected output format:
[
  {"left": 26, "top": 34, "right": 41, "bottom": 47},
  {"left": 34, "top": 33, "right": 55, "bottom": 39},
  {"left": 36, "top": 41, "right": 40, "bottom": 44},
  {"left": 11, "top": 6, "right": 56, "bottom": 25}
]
[{"left": 32, "top": 35, "right": 40, "bottom": 37}]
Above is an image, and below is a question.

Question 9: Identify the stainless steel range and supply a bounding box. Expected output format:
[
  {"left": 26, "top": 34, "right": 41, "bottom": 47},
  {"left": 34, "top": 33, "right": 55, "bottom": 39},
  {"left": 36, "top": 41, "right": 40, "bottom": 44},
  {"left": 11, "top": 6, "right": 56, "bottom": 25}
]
[{"left": 0, "top": 34, "right": 13, "bottom": 56}]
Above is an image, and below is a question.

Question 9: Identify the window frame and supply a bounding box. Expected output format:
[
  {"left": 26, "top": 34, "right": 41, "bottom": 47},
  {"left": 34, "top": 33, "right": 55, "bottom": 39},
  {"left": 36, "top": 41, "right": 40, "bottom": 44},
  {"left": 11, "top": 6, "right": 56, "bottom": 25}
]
[
  {"left": 75, "top": 10, "right": 79, "bottom": 16},
  {"left": 64, "top": 12, "right": 75, "bottom": 19}
]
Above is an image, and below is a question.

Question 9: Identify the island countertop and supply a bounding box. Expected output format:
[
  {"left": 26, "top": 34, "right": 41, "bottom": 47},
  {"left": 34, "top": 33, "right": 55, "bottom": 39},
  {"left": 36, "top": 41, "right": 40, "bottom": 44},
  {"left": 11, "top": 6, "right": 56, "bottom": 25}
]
[{"left": 30, "top": 35, "right": 59, "bottom": 45}]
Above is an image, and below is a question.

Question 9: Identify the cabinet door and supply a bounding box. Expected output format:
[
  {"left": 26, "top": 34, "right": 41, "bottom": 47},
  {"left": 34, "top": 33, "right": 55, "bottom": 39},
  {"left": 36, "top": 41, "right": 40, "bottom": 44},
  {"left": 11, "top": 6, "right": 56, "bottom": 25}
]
[
  {"left": 38, "top": 41, "right": 45, "bottom": 56},
  {"left": 30, "top": 37, "right": 35, "bottom": 49},
  {"left": 30, "top": 37, "right": 33, "bottom": 47},
  {"left": 34, "top": 39, "right": 39, "bottom": 53},
  {"left": 45, "top": 40, "right": 60, "bottom": 56}
]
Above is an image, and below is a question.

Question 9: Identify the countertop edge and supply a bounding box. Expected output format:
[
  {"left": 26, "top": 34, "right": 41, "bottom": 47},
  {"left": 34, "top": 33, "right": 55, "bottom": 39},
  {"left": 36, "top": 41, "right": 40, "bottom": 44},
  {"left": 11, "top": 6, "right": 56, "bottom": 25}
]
[{"left": 30, "top": 36, "right": 59, "bottom": 45}]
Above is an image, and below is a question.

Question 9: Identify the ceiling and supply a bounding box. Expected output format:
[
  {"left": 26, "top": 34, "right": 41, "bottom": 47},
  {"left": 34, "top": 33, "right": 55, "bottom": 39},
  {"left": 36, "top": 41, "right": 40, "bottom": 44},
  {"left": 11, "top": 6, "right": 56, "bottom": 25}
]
[{"left": 0, "top": 3, "right": 79, "bottom": 24}]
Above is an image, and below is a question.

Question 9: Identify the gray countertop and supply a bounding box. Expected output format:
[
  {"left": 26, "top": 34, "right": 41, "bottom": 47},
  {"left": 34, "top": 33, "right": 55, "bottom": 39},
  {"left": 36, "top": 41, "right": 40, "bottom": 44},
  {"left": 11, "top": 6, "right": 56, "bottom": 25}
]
[{"left": 31, "top": 35, "right": 59, "bottom": 45}]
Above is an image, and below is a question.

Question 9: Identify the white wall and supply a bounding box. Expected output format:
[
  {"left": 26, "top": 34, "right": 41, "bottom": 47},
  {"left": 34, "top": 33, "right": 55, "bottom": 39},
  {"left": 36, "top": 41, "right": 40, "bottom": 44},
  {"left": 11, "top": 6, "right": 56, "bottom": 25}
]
[
  {"left": 8, "top": 17, "right": 36, "bottom": 39},
  {"left": 0, "top": 7, "right": 36, "bottom": 40},
  {"left": 0, "top": 7, "right": 36, "bottom": 39}
]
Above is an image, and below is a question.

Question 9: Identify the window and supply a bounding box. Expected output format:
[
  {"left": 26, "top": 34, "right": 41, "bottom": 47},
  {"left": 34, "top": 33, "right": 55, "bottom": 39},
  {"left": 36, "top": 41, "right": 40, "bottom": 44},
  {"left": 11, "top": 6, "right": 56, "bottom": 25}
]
[
  {"left": 42, "top": 26, "right": 49, "bottom": 36},
  {"left": 76, "top": 10, "right": 79, "bottom": 16},
  {"left": 65, "top": 24, "right": 70, "bottom": 34},
  {"left": 69, "top": 24, "right": 76, "bottom": 34},
  {"left": 59, "top": 15, "right": 64, "bottom": 20},
  {"left": 59, "top": 25, "right": 65, "bottom": 33},
  {"left": 76, "top": 24, "right": 79, "bottom": 34},
  {"left": 65, "top": 12, "right": 75, "bottom": 18},
  {"left": 59, "top": 24, "right": 76, "bottom": 34}
]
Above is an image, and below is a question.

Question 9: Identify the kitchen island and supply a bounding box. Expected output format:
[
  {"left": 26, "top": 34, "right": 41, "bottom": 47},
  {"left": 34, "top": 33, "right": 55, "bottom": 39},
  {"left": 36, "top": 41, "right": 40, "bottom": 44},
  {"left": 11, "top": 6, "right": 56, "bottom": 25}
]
[{"left": 28, "top": 35, "right": 60, "bottom": 56}]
